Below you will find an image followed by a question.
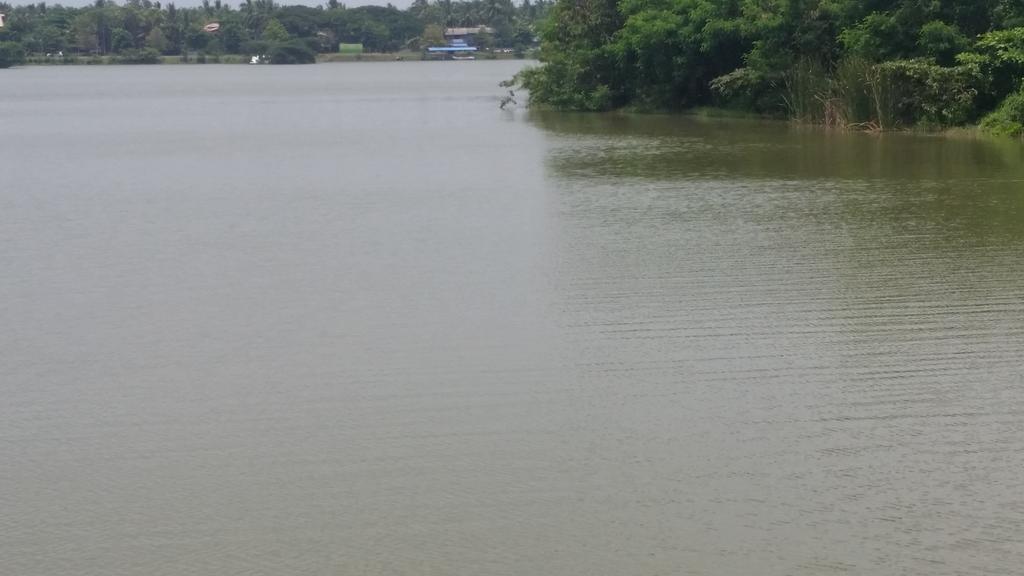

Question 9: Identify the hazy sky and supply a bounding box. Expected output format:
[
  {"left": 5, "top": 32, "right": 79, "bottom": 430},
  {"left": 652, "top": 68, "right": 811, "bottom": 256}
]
[{"left": 5, "top": 0, "right": 413, "bottom": 8}]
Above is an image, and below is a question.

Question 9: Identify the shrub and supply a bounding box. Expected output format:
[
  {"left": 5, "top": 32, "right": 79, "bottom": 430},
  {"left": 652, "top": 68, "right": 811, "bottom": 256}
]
[
  {"left": 868, "top": 59, "right": 984, "bottom": 128},
  {"left": 981, "top": 90, "right": 1024, "bottom": 136},
  {"left": 268, "top": 41, "right": 316, "bottom": 64},
  {"left": 114, "top": 49, "right": 161, "bottom": 64},
  {"left": 782, "top": 59, "right": 831, "bottom": 123},
  {"left": 240, "top": 40, "right": 273, "bottom": 56},
  {"left": 832, "top": 58, "right": 875, "bottom": 126},
  {"left": 0, "top": 42, "right": 26, "bottom": 69},
  {"left": 517, "top": 51, "right": 620, "bottom": 111},
  {"left": 840, "top": 14, "right": 904, "bottom": 63},
  {"left": 710, "top": 67, "right": 781, "bottom": 114},
  {"left": 917, "top": 21, "right": 969, "bottom": 66},
  {"left": 959, "top": 28, "right": 1024, "bottom": 109}
]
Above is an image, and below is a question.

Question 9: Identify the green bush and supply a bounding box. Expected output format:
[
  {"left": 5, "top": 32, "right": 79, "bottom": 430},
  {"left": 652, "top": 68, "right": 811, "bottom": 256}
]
[
  {"left": 514, "top": 0, "right": 624, "bottom": 111},
  {"left": 268, "top": 41, "right": 316, "bottom": 64},
  {"left": 869, "top": 59, "right": 984, "bottom": 128},
  {"left": 0, "top": 42, "right": 26, "bottom": 69},
  {"left": 710, "top": 68, "right": 781, "bottom": 114},
  {"left": 832, "top": 58, "right": 875, "bottom": 126},
  {"left": 240, "top": 40, "right": 273, "bottom": 56},
  {"left": 981, "top": 90, "right": 1024, "bottom": 136},
  {"left": 782, "top": 59, "right": 831, "bottom": 123},
  {"left": 113, "top": 49, "right": 161, "bottom": 64},
  {"left": 840, "top": 14, "right": 904, "bottom": 63},
  {"left": 517, "top": 58, "right": 618, "bottom": 111},
  {"left": 917, "top": 21, "right": 969, "bottom": 66},
  {"left": 959, "top": 28, "right": 1024, "bottom": 109}
]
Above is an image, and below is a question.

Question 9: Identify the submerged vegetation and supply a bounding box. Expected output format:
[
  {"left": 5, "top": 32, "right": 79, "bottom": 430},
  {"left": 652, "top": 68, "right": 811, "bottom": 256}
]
[
  {"left": 517, "top": 0, "right": 1024, "bottom": 135},
  {"left": 0, "top": 0, "right": 549, "bottom": 65}
]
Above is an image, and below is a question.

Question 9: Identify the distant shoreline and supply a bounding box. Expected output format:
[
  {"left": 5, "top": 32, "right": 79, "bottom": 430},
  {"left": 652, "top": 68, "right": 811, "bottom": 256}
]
[{"left": 21, "top": 51, "right": 532, "bottom": 67}]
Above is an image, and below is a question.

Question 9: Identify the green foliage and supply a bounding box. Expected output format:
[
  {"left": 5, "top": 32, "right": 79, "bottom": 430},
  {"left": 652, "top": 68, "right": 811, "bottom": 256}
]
[
  {"left": 0, "top": 42, "right": 26, "bottom": 68},
  {"left": 519, "top": 0, "right": 1018, "bottom": 129},
  {"left": 241, "top": 39, "right": 273, "bottom": 56},
  {"left": 261, "top": 19, "right": 291, "bottom": 43},
  {"left": 709, "top": 67, "right": 778, "bottom": 113},
  {"left": 782, "top": 58, "right": 831, "bottom": 123},
  {"left": 421, "top": 23, "right": 446, "bottom": 47},
  {"left": 966, "top": 27, "right": 1024, "bottom": 101},
  {"left": 981, "top": 90, "right": 1024, "bottom": 136},
  {"left": 275, "top": 6, "right": 322, "bottom": 38},
  {"left": 268, "top": 40, "right": 316, "bottom": 64},
  {"left": 113, "top": 48, "right": 161, "bottom": 64},
  {"left": 610, "top": 0, "right": 747, "bottom": 109},
  {"left": 840, "top": 13, "right": 905, "bottom": 63},
  {"left": 111, "top": 28, "right": 134, "bottom": 53},
  {"left": 869, "top": 60, "right": 984, "bottom": 128},
  {"left": 517, "top": 0, "right": 623, "bottom": 110},
  {"left": 0, "top": 0, "right": 545, "bottom": 62},
  {"left": 918, "top": 21, "right": 969, "bottom": 66},
  {"left": 831, "top": 57, "right": 875, "bottom": 126},
  {"left": 517, "top": 60, "right": 617, "bottom": 111},
  {"left": 145, "top": 28, "right": 169, "bottom": 54},
  {"left": 327, "top": 6, "right": 418, "bottom": 52},
  {"left": 975, "top": 26, "right": 1024, "bottom": 65},
  {"left": 220, "top": 21, "right": 245, "bottom": 54}
]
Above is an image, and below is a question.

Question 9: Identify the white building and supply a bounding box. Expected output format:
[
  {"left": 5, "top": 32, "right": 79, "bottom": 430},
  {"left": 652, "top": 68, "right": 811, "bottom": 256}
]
[{"left": 443, "top": 26, "right": 495, "bottom": 40}]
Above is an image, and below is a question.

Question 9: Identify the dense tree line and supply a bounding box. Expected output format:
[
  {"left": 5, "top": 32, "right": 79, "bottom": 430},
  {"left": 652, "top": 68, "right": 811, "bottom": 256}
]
[
  {"left": 518, "top": 0, "right": 1024, "bottom": 135},
  {"left": 0, "top": 0, "right": 548, "bottom": 66}
]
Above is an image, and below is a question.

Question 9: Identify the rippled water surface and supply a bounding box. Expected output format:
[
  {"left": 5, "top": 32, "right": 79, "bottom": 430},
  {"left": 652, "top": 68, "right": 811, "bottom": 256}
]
[{"left": 2, "top": 62, "right": 1024, "bottom": 576}]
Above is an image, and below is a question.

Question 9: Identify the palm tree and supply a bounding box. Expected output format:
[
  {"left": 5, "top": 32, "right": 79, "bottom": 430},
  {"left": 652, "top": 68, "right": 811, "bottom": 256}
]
[{"left": 438, "top": 0, "right": 453, "bottom": 27}]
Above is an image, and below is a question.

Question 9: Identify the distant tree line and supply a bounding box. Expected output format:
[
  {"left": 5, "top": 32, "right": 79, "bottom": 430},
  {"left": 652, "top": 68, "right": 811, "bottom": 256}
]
[
  {"left": 517, "top": 0, "right": 1024, "bottom": 135},
  {"left": 0, "top": 0, "right": 549, "bottom": 66}
]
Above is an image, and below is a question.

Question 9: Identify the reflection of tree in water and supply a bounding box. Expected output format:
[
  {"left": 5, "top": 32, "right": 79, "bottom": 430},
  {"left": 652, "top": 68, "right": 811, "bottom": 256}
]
[{"left": 529, "top": 110, "right": 1024, "bottom": 246}]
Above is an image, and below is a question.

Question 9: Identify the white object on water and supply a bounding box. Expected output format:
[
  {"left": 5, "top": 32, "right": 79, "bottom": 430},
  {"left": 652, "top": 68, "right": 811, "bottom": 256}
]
[{"left": 250, "top": 55, "right": 261, "bottom": 64}]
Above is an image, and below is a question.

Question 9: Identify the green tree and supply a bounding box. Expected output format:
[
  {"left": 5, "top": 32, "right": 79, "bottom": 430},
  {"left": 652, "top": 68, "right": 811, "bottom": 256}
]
[
  {"left": 220, "top": 19, "right": 244, "bottom": 53},
  {"left": 25, "top": 26, "right": 68, "bottom": 55},
  {"left": 261, "top": 18, "right": 290, "bottom": 43},
  {"left": 275, "top": 5, "right": 323, "bottom": 38},
  {"left": 421, "top": 23, "right": 445, "bottom": 47},
  {"left": 268, "top": 39, "right": 316, "bottom": 63},
  {"left": 518, "top": 0, "right": 624, "bottom": 110},
  {"left": 981, "top": 88, "right": 1024, "bottom": 136},
  {"left": 917, "top": 20, "right": 969, "bottom": 66},
  {"left": 0, "top": 41, "right": 26, "bottom": 68},
  {"left": 71, "top": 11, "right": 102, "bottom": 53},
  {"left": 111, "top": 27, "right": 134, "bottom": 52},
  {"left": 145, "top": 27, "right": 168, "bottom": 53}
]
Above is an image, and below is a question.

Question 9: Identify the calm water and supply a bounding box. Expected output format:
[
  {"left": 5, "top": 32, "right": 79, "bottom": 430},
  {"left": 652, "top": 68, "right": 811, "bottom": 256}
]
[{"left": 2, "top": 62, "right": 1024, "bottom": 576}]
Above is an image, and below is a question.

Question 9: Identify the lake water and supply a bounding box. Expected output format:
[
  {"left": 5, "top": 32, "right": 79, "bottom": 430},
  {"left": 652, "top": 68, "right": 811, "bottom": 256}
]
[{"left": 2, "top": 62, "right": 1024, "bottom": 576}]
